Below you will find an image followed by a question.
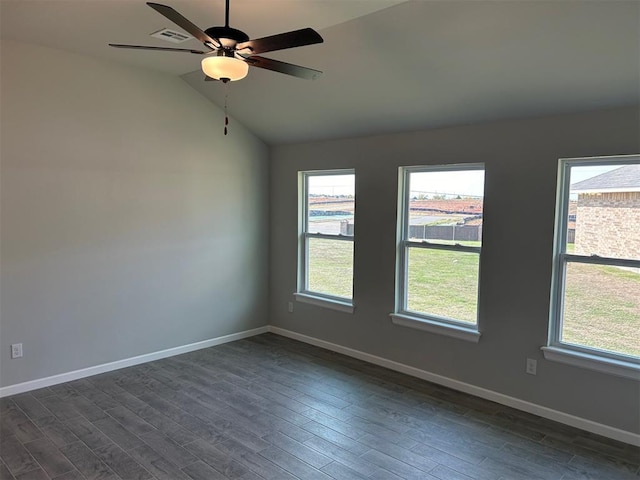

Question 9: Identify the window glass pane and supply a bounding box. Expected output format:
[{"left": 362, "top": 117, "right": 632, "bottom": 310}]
[
  {"left": 406, "top": 247, "right": 479, "bottom": 324},
  {"left": 307, "top": 237, "right": 353, "bottom": 299},
  {"left": 408, "top": 169, "right": 484, "bottom": 246},
  {"left": 568, "top": 164, "right": 640, "bottom": 260},
  {"left": 307, "top": 174, "right": 355, "bottom": 235},
  {"left": 562, "top": 262, "right": 640, "bottom": 357}
]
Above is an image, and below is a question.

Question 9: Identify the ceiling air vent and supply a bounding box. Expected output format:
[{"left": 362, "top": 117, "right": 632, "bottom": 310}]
[{"left": 150, "top": 28, "right": 193, "bottom": 44}]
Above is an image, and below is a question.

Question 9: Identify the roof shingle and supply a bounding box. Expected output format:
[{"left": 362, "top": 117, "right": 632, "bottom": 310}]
[{"left": 571, "top": 165, "right": 640, "bottom": 192}]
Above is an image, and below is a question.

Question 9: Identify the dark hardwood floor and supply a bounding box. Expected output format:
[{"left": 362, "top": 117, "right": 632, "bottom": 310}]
[{"left": 1, "top": 333, "right": 638, "bottom": 480}]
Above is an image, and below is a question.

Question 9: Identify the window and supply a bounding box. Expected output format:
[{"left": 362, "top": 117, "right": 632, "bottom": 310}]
[
  {"left": 392, "top": 165, "right": 485, "bottom": 342},
  {"left": 545, "top": 156, "right": 640, "bottom": 378},
  {"left": 296, "top": 170, "right": 355, "bottom": 312}
]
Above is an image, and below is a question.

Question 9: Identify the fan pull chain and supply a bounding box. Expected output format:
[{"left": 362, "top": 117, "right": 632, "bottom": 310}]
[{"left": 223, "top": 83, "right": 229, "bottom": 136}]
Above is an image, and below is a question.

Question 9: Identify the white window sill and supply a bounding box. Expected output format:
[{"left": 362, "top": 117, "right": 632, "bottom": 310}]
[
  {"left": 542, "top": 346, "right": 640, "bottom": 380},
  {"left": 389, "top": 313, "right": 481, "bottom": 343},
  {"left": 294, "top": 293, "right": 354, "bottom": 313}
]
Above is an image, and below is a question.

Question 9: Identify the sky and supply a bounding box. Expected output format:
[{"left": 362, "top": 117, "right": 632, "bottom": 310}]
[
  {"left": 307, "top": 164, "right": 626, "bottom": 198},
  {"left": 308, "top": 174, "right": 354, "bottom": 196},
  {"left": 409, "top": 170, "right": 484, "bottom": 198},
  {"left": 308, "top": 170, "right": 485, "bottom": 198}
]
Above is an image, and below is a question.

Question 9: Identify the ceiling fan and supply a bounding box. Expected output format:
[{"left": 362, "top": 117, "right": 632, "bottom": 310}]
[{"left": 110, "top": 1, "right": 324, "bottom": 82}]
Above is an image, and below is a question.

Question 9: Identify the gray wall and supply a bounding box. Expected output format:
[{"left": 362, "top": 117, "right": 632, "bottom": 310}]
[
  {"left": 0, "top": 40, "right": 269, "bottom": 387},
  {"left": 269, "top": 107, "right": 640, "bottom": 434}
]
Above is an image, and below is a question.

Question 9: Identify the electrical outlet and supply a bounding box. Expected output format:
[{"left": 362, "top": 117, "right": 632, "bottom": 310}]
[
  {"left": 526, "top": 358, "right": 537, "bottom": 375},
  {"left": 11, "top": 343, "right": 23, "bottom": 359},
  {"left": 288, "top": 302, "right": 294, "bottom": 313}
]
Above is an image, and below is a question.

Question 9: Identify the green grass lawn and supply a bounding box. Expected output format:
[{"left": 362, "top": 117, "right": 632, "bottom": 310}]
[
  {"left": 307, "top": 238, "right": 354, "bottom": 298},
  {"left": 406, "top": 248, "right": 479, "bottom": 323},
  {"left": 308, "top": 240, "right": 640, "bottom": 356},
  {"left": 563, "top": 263, "right": 640, "bottom": 356}
]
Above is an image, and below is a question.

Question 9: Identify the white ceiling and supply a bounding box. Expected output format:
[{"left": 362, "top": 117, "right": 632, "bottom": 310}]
[{"left": 2, "top": 0, "right": 638, "bottom": 145}]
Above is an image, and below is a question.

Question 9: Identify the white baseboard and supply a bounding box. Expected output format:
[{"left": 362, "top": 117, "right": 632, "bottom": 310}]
[
  {"left": 2, "top": 324, "right": 637, "bottom": 447},
  {"left": 268, "top": 326, "right": 640, "bottom": 447},
  {"left": 0, "top": 326, "right": 269, "bottom": 398}
]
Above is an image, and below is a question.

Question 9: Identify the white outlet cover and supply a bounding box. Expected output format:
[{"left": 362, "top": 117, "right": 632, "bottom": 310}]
[
  {"left": 526, "top": 358, "right": 537, "bottom": 375},
  {"left": 11, "top": 343, "right": 23, "bottom": 359}
]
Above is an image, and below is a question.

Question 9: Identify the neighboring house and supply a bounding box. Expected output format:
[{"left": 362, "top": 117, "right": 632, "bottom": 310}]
[{"left": 571, "top": 165, "right": 640, "bottom": 259}]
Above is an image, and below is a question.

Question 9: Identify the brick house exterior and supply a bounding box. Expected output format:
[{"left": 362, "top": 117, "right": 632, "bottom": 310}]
[{"left": 572, "top": 165, "right": 640, "bottom": 259}]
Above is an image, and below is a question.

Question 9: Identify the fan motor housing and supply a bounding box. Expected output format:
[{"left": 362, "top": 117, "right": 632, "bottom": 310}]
[{"left": 205, "top": 26, "right": 249, "bottom": 47}]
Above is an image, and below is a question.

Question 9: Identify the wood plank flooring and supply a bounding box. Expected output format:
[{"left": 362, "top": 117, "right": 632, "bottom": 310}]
[{"left": 1, "top": 333, "right": 638, "bottom": 479}]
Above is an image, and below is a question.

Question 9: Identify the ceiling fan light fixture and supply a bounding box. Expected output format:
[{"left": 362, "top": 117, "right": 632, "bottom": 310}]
[{"left": 201, "top": 52, "right": 248, "bottom": 81}]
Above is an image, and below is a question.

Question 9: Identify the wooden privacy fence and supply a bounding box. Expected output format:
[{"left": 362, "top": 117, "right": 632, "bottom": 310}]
[
  {"left": 339, "top": 223, "right": 482, "bottom": 241},
  {"left": 409, "top": 224, "right": 482, "bottom": 242}
]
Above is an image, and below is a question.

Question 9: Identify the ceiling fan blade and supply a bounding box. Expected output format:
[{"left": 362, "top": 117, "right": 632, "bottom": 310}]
[
  {"left": 236, "top": 28, "right": 323, "bottom": 55},
  {"left": 146, "top": 2, "right": 220, "bottom": 49},
  {"left": 109, "top": 44, "right": 206, "bottom": 54},
  {"left": 245, "top": 56, "right": 322, "bottom": 80}
]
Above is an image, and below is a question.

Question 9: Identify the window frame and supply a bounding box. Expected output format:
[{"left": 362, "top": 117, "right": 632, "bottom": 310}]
[
  {"left": 544, "top": 155, "right": 640, "bottom": 379},
  {"left": 391, "top": 164, "right": 485, "bottom": 342},
  {"left": 295, "top": 169, "right": 355, "bottom": 313}
]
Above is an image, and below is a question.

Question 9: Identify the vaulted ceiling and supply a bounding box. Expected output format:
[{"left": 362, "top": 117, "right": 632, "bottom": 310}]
[{"left": 2, "top": 0, "right": 638, "bottom": 145}]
